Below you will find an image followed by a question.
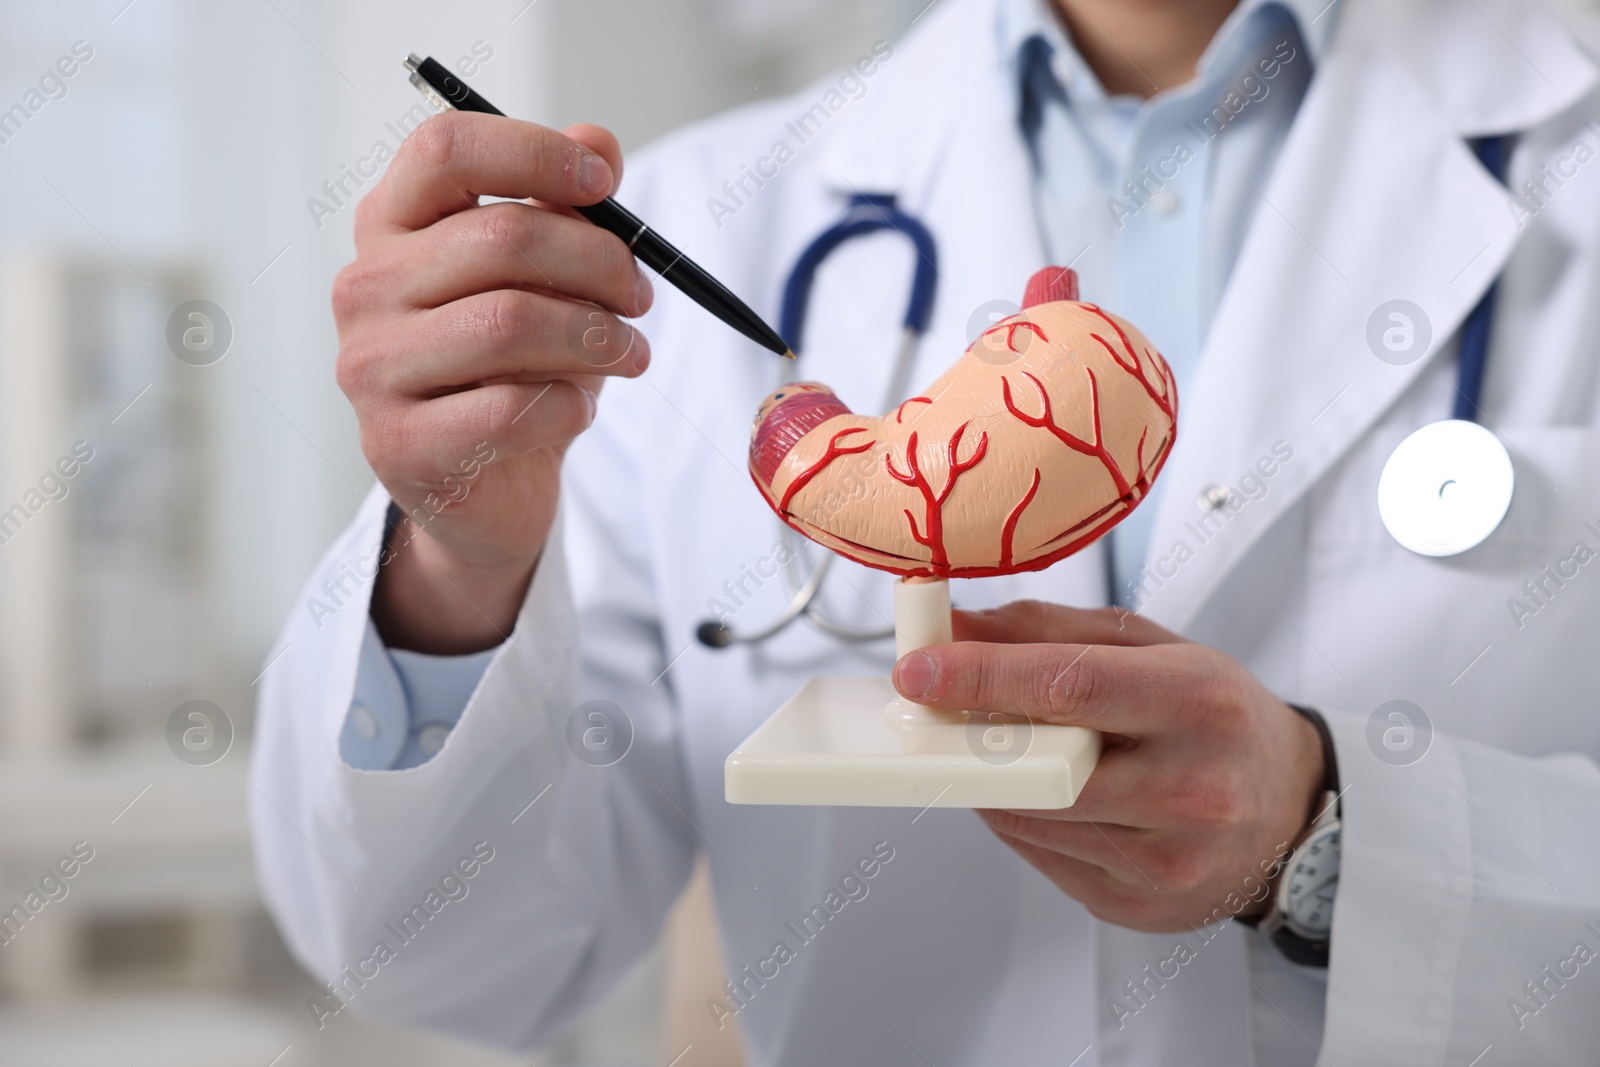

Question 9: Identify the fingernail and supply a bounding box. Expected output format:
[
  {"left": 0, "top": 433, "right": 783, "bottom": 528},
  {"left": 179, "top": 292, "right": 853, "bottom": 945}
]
[
  {"left": 634, "top": 270, "right": 653, "bottom": 311},
  {"left": 895, "top": 651, "right": 938, "bottom": 698},
  {"left": 578, "top": 151, "right": 612, "bottom": 196},
  {"left": 578, "top": 385, "right": 597, "bottom": 425}
]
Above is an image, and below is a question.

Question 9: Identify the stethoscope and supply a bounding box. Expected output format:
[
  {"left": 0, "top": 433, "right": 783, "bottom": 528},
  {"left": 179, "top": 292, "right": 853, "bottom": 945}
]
[
  {"left": 697, "top": 193, "right": 938, "bottom": 649},
  {"left": 1377, "top": 134, "right": 1516, "bottom": 557},
  {"left": 699, "top": 137, "right": 1515, "bottom": 648}
]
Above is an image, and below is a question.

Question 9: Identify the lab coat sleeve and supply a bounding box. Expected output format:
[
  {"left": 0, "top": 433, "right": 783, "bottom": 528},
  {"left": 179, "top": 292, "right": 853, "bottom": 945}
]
[
  {"left": 1317, "top": 709, "right": 1600, "bottom": 1064},
  {"left": 250, "top": 455, "right": 698, "bottom": 1047}
]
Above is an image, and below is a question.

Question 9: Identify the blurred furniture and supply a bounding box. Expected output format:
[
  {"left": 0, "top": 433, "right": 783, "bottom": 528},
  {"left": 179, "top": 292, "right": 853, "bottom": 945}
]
[{"left": 0, "top": 257, "right": 253, "bottom": 1012}]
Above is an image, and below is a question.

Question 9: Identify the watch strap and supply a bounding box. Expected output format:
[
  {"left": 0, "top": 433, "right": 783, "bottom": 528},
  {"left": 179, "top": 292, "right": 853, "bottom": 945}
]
[
  {"left": 1288, "top": 702, "right": 1340, "bottom": 800},
  {"left": 1270, "top": 924, "right": 1331, "bottom": 967}
]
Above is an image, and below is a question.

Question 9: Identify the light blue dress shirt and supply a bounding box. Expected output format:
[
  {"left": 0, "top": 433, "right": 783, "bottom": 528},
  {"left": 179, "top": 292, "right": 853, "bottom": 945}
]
[
  {"left": 343, "top": 0, "right": 1339, "bottom": 770},
  {"left": 340, "top": 619, "right": 495, "bottom": 770}
]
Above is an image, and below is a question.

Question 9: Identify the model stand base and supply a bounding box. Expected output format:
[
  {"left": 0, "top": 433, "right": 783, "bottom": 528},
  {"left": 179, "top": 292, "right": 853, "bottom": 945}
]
[{"left": 724, "top": 579, "right": 1101, "bottom": 809}]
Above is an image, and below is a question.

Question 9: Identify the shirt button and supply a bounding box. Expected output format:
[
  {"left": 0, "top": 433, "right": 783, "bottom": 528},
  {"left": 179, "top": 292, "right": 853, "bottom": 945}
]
[
  {"left": 416, "top": 722, "right": 451, "bottom": 756},
  {"left": 1148, "top": 186, "right": 1180, "bottom": 214},
  {"left": 1198, "top": 484, "right": 1232, "bottom": 511},
  {"left": 350, "top": 703, "right": 379, "bottom": 741}
]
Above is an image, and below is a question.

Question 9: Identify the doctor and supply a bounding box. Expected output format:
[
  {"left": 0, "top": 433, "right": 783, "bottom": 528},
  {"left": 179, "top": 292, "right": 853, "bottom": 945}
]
[{"left": 252, "top": 0, "right": 1600, "bottom": 1062}]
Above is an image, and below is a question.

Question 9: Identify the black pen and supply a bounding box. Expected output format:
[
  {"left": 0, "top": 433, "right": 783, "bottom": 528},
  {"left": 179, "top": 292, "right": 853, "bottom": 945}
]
[{"left": 404, "top": 54, "right": 794, "bottom": 360}]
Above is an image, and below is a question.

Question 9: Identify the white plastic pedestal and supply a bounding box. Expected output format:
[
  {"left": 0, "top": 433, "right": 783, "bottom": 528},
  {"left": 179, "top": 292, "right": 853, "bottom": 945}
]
[{"left": 725, "top": 578, "right": 1100, "bottom": 809}]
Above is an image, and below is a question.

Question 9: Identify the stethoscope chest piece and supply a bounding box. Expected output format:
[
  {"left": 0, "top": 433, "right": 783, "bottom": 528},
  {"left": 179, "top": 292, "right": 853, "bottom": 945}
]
[{"left": 1378, "top": 419, "right": 1513, "bottom": 557}]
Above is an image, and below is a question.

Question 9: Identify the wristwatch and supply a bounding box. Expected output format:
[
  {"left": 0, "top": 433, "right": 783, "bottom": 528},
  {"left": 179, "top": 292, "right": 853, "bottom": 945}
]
[{"left": 1247, "top": 704, "right": 1341, "bottom": 968}]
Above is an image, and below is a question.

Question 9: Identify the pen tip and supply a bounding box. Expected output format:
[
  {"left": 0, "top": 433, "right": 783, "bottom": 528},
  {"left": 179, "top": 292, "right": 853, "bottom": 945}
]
[{"left": 782, "top": 349, "right": 797, "bottom": 361}]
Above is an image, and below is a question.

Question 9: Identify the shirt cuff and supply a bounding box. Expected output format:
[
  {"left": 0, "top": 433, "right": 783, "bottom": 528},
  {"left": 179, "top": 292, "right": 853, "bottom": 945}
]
[{"left": 339, "top": 618, "right": 496, "bottom": 771}]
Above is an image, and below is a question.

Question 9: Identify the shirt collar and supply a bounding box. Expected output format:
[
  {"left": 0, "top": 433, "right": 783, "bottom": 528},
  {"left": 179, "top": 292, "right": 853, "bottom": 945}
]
[{"left": 998, "top": 0, "right": 1340, "bottom": 110}]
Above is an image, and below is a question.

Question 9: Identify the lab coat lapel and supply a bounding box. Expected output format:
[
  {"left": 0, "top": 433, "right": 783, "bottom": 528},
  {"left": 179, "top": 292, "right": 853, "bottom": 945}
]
[
  {"left": 1138, "top": 0, "right": 1596, "bottom": 633},
  {"left": 814, "top": 0, "right": 986, "bottom": 213},
  {"left": 907, "top": 13, "right": 1049, "bottom": 370},
  {"left": 816, "top": 0, "right": 1046, "bottom": 370}
]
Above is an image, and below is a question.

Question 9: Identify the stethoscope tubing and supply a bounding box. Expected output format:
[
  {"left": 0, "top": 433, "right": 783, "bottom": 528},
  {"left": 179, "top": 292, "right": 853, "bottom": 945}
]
[
  {"left": 1452, "top": 135, "right": 1510, "bottom": 422},
  {"left": 700, "top": 194, "right": 936, "bottom": 649},
  {"left": 1377, "top": 133, "right": 1517, "bottom": 558},
  {"left": 706, "top": 136, "right": 1517, "bottom": 647}
]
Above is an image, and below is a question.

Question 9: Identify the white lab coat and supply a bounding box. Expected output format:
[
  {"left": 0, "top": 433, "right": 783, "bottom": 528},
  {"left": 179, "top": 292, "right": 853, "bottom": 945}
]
[{"left": 251, "top": 0, "right": 1600, "bottom": 1062}]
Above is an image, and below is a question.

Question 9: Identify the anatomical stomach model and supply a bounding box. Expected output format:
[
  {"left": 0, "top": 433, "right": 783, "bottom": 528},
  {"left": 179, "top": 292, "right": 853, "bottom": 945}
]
[
  {"left": 725, "top": 266, "right": 1177, "bottom": 810},
  {"left": 749, "top": 267, "right": 1176, "bottom": 579}
]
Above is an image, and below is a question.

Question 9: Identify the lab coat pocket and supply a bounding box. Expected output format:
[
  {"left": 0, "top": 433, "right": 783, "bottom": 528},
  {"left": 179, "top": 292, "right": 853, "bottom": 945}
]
[{"left": 1487, "top": 425, "right": 1600, "bottom": 552}]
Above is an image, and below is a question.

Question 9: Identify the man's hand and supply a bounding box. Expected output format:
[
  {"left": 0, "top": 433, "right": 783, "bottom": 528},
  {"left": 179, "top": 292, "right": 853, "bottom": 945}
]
[
  {"left": 333, "top": 112, "right": 653, "bottom": 654},
  {"left": 891, "top": 601, "right": 1325, "bottom": 933}
]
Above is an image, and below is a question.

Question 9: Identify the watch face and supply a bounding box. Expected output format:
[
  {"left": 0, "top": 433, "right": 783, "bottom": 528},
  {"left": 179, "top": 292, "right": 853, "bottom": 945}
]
[{"left": 1282, "top": 826, "right": 1340, "bottom": 940}]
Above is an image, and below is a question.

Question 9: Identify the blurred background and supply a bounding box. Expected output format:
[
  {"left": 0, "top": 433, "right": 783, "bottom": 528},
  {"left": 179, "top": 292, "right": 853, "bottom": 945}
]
[{"left": 0, "top": 0, "right": 921, "bottom": 1063}]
